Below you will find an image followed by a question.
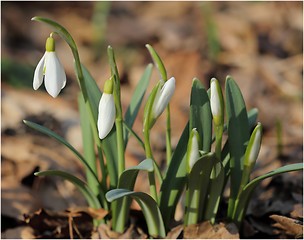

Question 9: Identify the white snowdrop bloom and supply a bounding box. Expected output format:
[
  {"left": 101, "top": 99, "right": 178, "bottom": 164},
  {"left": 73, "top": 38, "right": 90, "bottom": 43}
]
[
  {"left": 97, "top": 79, "right": 116, "bottom": 140},
  {"left": 152, "top": 77, "right": 175, "bottom": 119},
  {"left": 33, "top": 35, "right": 66, "bottom": 98}
]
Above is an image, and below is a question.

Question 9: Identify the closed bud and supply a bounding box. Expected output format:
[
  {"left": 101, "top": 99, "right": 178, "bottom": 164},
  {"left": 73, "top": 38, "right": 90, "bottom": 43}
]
[
  {"left": 210, "top": 78, "right": 224, "bottom": 126},
  {"left": 244, "top": 123, "right": 262, "bottom": 167},
  {"left": 186, "top": 128, "right": 201, "bottom": 172},
  {"left": 152, "top": 77, "right": 176, "bottom": 119}
]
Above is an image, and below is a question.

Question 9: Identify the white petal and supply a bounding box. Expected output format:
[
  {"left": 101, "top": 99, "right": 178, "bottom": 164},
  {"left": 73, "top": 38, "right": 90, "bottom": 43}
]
[
  {"left": 188, "top": 130, "right": 200, "bottom": 169},
  {"left": 152, "top": 77, "right": 176, "bottom": 118},
  {"left": 248, "top": 126, "right": 262, "bottom": 164},
  {"left": 210, "top": 79, "right": 221, "bottom": 118},
  {"left": 44, "top": 52, "right": 66, "bottom": 98},
  {"left": 33, "top": 53, "right": 46, "bottom": 90},
  {"left": 97, "top": 93, "right": 116, "bottom": 139}
]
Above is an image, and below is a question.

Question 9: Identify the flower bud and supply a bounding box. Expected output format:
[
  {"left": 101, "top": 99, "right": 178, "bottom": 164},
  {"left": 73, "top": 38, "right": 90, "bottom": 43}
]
[
  {"left": 152, "top": 77, "right": 175, "bottom": 119},
  {"left": 186, "top": 128, "right": 201, "bottom": 172},
  {"left": 244, "top": 123, "right": 262, "bottom": 167},
  {"left": 210, "top": 78, "right": 224, "bottom": 126}
]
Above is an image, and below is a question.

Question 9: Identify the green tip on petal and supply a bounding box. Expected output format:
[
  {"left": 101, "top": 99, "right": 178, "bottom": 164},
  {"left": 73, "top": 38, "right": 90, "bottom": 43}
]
[
  {"left": 187, "top": 128, "right": 201, "bottom": 172},
  {"left": 45, "top": 36, "right": 55, "bottom": 52},
  {"left": 244, "top": 122, "right": 263, "bottom": 167},
  {"left": 103, "top": 77, "right": 114, "bottom": 94}
]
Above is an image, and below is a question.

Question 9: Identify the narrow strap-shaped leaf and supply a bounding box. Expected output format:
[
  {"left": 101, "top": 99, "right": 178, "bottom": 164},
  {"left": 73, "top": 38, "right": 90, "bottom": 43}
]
[
  {"left": 190, "top": 78, "right": 212, "bottom": 152},
  {"left": 111, "top": 159, "right": 154, "bottom": 232},
  {"left": 225, "top": 76, "right": 250, "bottom": 218},
  {"left": 23, "top": 120, "right": 100, "bottom": 186},
  {"left": 81, "top": 64, "right": 102, "bottom": 119},
  {"left": 203, "top": 160, "right": 225, "bottom": 224},
  {"left": 35, "top": 170, "right": 101, "bottom": 209},
  {"left": 184, "top": 152, "right": 215, "bottom": 226},
  {"left": 78, "top": 94, "right": 99, "bottom": 196},
  {"left": 159, "top": 122, "right": 189, "bottom": 229},
  {"left": 106, "top": 189, "right": 166, "bottom": 238},
  {"left": 124, "top": 64, "right": 152, "bottom": 147},
  {"left": 145, "top": 44, "right": 167, "bottom": 81},
  {"left": 233, "top": 163, "right": 303, "bottom": 225}
]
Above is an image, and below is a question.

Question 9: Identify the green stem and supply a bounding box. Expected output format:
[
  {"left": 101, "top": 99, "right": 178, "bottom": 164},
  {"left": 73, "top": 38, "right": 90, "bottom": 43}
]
[
  {"left": 107, "top": 47, "right": 125, "bottom": 178},
  {"left": 166, "top": 105, "right": 172, "bottom": 165},
  {"left": 123, "top": 122, "right": 145, "bottom": 150},
  {"left": 143, "top": 127, "right": 159, "bottom": 203},
  {"left": 116, "top": 116, "right": 125, "bottom": 177},
  {"left": 215, "top": 124, "right": 223, "bottom": 162},
  {"left": 232, "top": 166, "right": 251, "bottom": 219}
]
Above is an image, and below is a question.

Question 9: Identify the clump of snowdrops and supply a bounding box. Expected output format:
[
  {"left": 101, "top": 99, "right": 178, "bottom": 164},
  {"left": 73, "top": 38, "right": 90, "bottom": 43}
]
[{"left": 24, "top": 17, "right": 303, "bottom": 238}]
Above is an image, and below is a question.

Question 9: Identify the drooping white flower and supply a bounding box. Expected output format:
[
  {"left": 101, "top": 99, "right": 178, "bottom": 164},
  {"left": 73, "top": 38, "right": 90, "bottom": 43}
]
[
  {"left": 186, "top": 128, "right": 201, "bottom": 172},
  {"left": 210, "top": 78, "right": 224, "bottom": 126},
  {"left": 152, "top": 77, "right": 175, "bottom": 119},
  {"left": 33, "top": 35, "right": 66, "bottom": 98},
  {"left": 97, "top": 78, "right": 116, "bottom": 140}
]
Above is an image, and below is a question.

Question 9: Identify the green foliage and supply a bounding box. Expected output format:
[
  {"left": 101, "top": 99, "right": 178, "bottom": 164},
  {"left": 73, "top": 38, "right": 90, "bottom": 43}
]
[{"left": 26, "top": 16, "right": 303, "bottom": 238}]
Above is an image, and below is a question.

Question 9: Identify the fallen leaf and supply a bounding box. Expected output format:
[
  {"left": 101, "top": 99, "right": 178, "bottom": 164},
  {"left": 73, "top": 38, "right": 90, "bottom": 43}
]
[
  {"left": 270, "top": 214, "right": 303, "bottom": 238},
  {"left": 184, "top": 221, "right": 239, "bottom": 239},
  {"left": 95, "top": 222, "right": 147, "bottom": 239},
  {"left": 166, "top": 224, "right": 184, "bottom": 239},
  {"left": 290, "top": 203, "right": 303, "bottom": 219},
  {"left": 24, "top": 208, "right": 94, "bottom": 239},
  {"left": 1, "top": 226, "right": 35, "bottom": 239}
]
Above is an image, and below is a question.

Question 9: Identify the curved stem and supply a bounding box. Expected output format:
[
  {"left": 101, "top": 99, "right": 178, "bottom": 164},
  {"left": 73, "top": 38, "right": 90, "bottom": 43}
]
[
  {"left": 166, "top": 105, "right": 172, "bottom": 165},
  {"left": 143, "top": 127, "right": 159, "bottom": 203}
]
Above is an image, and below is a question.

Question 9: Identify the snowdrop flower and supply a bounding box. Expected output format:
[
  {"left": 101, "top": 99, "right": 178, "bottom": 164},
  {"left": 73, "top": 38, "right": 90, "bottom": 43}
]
[
  {"left": 210, "top": 78, "right": 224, "bottom": 126},
  {"left": 97, "top": 78, "right": 116, "bottom": 140},
  {"left": 152, "top": 77, "right": 175, "bottom": 119},
  {"left": 33, "top": 34, "right": 66, "bottom": 98},
  {"left": 186, "top": 128, "right": 201, "bottom": 172},
  {"left": 244, "top": 123, "right": 262, "bottom": 167}
]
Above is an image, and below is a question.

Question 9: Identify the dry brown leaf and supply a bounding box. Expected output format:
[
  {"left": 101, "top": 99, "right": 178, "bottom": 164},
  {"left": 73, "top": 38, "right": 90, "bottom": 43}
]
[
  {"left": 291, "top": 204, "right": 303, "bottom": 219},
  {"left": 166, "top": 224, "right": 184, "bottom": 239},
  {"left": 270, "top": 214, "right": 303, "bottom": 238},
  {"left": 24, "top": 208, "right": 94, "bottom": 239},
  {"left": 184, "top": 221, "right": 239, "bottom": 239},
  {"left": 1, "top": 226, "right": 35, "bottom": 239},
  {"left": 95, "top": 222, "right": 147, "bottom": 239}
]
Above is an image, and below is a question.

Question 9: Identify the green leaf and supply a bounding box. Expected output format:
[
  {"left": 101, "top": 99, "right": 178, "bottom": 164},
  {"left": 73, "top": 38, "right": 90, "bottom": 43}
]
[
  {"left": 35, "top": 170, "right": 101, "bottom": 209},
  {"left": 203, "top": 159, "right": 225, "bottom": 224},
  {"left": 184, "top": 152, "right": 216, "bottom": 226},
  {"left": 111, "top": 159, "right": 154, "bottom": 232},
  {"left": 159, "top": 122, "right": 189, "bottom": 229},
  {"left": 190, "top": 78, "right": 212, "bottom": 152},
  {"left": 225, "top": 76, "right": 250, "bottom": 217},
  {"left": 145, "top": 44, "right": 167, "bottom": 81},
  {"left": 78, "top": 94, "right": 99, "bottom": 196},
  {"left": 106, "top": 189, "right": 166, "bottom": 238},
  {"left": 31, "top": 16, "right": 77, "bottom": 51},
  {"left": 124, "top": 64, "right": 152, "bottom": 147},
  {"left": 233, "top": 163, "right": 303, "bottom": 225},
  {"left": 81, "top": 65, "right": 102, "bottom": 119},
  {"left": 23, "top": 120, "right": 100, "bottom": 186}
]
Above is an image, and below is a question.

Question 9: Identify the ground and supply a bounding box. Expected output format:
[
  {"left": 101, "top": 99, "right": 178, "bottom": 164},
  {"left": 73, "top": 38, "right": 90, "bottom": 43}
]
[{"left": 1, "top": 1, "right": 303, "bottom": 239}]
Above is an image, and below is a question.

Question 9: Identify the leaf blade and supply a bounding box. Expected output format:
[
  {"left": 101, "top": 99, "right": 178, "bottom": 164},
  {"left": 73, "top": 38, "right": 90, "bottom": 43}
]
[
  {"left": 35, "top": 170, "right": 101, "bottom": 209},
  {"left": 106, "top": 189, "right": 166, "bottom": 238}
]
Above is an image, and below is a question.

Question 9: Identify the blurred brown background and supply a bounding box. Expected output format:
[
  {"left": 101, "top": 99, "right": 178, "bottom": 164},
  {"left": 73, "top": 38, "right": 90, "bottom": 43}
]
[{"left": 1, "top": 1, "right": 303, "bottom": 238}]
